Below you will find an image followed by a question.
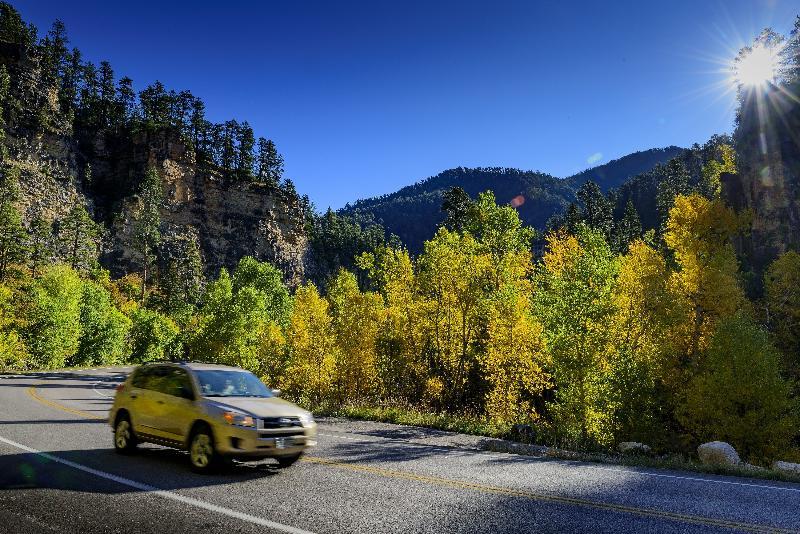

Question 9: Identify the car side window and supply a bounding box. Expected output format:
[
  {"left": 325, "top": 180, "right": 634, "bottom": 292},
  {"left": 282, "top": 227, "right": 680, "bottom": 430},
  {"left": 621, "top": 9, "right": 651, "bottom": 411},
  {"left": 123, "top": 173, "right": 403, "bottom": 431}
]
[
  {"left": 131, "top": 367, "right": 152, "bottom": 389},
  {"left": 146, "top": 366, "right": 173, "bottom": 395},
  {"left": 166, "top": 368, "right": 194, "bottom": 399}
]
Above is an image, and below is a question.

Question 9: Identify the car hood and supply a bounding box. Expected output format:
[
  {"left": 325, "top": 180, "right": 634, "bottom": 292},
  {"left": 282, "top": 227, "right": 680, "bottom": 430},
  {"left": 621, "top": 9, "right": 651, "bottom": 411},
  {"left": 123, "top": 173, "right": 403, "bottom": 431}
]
[{"left": 205, "top": 397, "right": 307, "bottom": 418}]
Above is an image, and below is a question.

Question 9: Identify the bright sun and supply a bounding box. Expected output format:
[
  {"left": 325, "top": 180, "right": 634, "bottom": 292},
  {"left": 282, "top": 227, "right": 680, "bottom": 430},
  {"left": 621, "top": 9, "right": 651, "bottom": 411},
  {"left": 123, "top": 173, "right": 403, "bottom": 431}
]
[{"left": 732, "top": 43, "right": 782, "bottom": 88}]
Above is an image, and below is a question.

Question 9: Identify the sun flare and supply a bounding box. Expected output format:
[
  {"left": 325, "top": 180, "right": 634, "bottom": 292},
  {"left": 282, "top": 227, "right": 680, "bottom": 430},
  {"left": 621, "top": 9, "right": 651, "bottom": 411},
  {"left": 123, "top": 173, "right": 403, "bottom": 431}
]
[{"left": 732, "top": 42, "right": 782, "bottom": 88}]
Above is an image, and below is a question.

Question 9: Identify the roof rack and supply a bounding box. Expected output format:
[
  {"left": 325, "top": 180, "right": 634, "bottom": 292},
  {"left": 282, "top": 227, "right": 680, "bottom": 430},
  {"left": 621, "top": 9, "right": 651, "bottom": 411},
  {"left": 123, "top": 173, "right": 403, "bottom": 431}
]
[{"left": 141, "top": 360, "right": 209, "bottom": 365}]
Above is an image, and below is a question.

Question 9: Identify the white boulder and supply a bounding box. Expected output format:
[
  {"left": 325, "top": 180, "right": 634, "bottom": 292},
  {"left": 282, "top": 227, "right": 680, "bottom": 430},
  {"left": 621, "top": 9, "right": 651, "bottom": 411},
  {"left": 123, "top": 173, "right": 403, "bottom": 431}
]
[
  {"left": 773, "top": 461, "right": 800, "bottom": 476},
  {"left": 618, "top": 442, "right": 652, "bottom": 455},
  {"left": 697, "top": 441, "right": 740, "bottom": 466}
]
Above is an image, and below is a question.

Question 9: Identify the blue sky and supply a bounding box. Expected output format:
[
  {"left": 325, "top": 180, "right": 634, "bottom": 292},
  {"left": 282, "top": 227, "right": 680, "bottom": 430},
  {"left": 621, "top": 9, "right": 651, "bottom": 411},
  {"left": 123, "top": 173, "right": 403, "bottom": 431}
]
[{"left": 12, "top": 0, "right": 800, "bottom": 209}]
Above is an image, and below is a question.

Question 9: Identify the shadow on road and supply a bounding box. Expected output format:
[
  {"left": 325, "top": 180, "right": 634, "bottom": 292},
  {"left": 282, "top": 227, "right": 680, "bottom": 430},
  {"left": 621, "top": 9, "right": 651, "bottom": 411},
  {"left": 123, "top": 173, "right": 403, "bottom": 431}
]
[{"left": 0, "top": 445, "right": 286, "bottom": 494}]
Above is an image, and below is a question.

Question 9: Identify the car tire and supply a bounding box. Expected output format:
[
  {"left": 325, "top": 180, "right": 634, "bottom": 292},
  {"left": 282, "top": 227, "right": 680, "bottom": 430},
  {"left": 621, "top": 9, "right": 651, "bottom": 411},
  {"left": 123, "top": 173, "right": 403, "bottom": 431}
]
[
  {"left": 189, "top": 425, "right": 224, "bottom": 473},
  {"left": 113, "top": 414, "right": 138, "bottom": 454},
  {"left": 277, "top": 453, "right": 302, "bottom": 468}
]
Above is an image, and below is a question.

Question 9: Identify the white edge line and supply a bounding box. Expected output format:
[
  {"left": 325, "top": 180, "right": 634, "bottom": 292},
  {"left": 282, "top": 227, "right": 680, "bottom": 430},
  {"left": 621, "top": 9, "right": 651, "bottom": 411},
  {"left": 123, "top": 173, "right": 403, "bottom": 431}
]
[
  {"left": 0, "top": 435, "right": 315, "bottom": 534},
  {"left": 316, "top": 432, "right": 800, "bottom": 494},
  {"left": 91, "top": 381, "right": 114, "bottom": 399}
]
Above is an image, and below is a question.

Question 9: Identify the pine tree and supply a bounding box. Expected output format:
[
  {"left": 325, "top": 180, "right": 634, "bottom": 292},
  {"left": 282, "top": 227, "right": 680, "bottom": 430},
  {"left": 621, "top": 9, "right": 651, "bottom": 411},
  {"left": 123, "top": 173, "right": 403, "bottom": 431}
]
[
  {"left": 115, "top": 76, "right": 136, "bottom": 121},
  {"left": 236, "top": 121, "right": 255, "bottom": 180},
  {"left": 57, "top": 202, "right": 101, "bottom": 273},
  {"left": 564, "top": 203, "right": 582, "bottom": 235},
  {"left": 0, "top": 64, "right": 10, "bottom": 157},
  {"left": 576, "top": 181, "right": 613, "bottom": 241},
  {"left": 98, "top": 61, "right": 115, "bottom": 128},
  {"left": 28, "top": 215, "right": 53, "bottom": 276},
  {"left": 157, "top": 230, "right": 204, "bottom": 315},
  {"left": 220, "top": 120, "right": 238, "bottom": 175},
  {"left": 612, "top": 200, "right": 642, "bottom": 252},
  {"left": 256, "top": 138, "right": 283, "bottom": 186},
  {"left": 0, "top": 165, "right": 28, "bottom": 279},
  {"left": 441, "top": 186, "right": 474, "bottom": 232},
  {"left": 59, "top": 48, "right": 82, "bottom": 117},
  {"left": 132, "top": 167, "right": 163, "bottom": 301}
]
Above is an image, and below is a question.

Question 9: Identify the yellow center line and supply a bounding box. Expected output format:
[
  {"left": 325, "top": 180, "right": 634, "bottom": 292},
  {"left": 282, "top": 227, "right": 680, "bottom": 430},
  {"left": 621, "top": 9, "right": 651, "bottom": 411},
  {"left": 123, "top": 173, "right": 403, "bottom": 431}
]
[
  {"left": 27, "top": 385, "right": 105, "bottom": 420},
  {"left": 24, "top": 384, "right": 793, "bottom": 534},
  {"left": 301, "top": 456, "right": 792, "bottom": 533}
]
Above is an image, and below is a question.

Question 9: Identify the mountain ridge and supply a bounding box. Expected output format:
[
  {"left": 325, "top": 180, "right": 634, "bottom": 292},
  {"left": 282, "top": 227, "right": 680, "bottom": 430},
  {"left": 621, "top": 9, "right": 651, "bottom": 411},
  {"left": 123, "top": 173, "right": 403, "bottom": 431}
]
[{"left": 341, "top": 146, "right": 684, "bottom": 252}]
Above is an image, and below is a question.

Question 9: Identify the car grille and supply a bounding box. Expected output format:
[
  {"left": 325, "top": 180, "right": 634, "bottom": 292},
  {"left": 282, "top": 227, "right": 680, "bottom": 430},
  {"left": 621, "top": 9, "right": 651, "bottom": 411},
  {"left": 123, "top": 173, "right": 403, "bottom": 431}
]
[
  {"left": 260, "top": 416, "right": 303, "bottom": 429},
  {"left": 259, "top": 430, "right": 306, "bottom": 438}
]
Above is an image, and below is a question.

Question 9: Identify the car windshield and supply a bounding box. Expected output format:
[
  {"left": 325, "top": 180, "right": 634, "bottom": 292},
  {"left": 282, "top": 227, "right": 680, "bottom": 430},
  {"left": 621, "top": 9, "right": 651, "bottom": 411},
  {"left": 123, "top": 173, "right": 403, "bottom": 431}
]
[{"left": 194, "top": 370, "right": 273, "bottom": 398}]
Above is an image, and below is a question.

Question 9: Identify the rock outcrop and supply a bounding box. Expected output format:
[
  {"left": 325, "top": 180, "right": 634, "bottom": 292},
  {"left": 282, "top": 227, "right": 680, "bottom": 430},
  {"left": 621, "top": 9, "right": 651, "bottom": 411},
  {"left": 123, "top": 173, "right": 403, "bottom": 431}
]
[
  {"left": 99, "top": 131, "right": 307, "bottom": 285},
  {"left": 7, "top": 127, "right": 307, "bottom": 286},
  {"left": 726, "top": 82, "right": 800, "bottom": 277}
]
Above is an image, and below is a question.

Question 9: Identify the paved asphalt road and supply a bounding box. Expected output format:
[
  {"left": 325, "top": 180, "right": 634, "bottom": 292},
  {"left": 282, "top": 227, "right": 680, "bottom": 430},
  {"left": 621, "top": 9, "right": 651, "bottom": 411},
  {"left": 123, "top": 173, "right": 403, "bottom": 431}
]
[{"left": 1, "top": 368, "right": 799, "bottom": 534}]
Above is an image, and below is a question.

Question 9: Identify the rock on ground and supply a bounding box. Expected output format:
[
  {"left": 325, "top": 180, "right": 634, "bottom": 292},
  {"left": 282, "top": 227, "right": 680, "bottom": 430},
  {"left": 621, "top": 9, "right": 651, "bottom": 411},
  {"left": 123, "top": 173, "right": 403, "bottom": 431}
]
[
  {"left": 618, "top": 442, "right": 652, "bottom": 455},
  {"left": 773, "top": 461, "right": 800, "bottom": 475},
  {"left": 697, "top": 441, "right": 740, "bottom": 466}
]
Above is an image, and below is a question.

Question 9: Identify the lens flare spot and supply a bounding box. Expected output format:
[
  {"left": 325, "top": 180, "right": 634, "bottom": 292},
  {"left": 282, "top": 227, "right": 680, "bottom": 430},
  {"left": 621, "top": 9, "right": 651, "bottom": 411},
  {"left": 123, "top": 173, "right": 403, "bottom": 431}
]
[
  {"left": 19, "top": 463, "right": 35, "bottom": 481},
  {"left": 587, "top": 152, "right": 603, "bottom": 165}
]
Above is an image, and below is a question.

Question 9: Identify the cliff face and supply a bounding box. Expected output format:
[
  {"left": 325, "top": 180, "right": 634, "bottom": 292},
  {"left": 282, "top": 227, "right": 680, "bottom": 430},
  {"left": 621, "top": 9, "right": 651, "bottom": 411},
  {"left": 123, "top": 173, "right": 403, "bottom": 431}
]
[
  {"left": 106, "top": 134, "right": 307, "bottom": 285},
  {"left": 725, "top": 83, "right": 800, "bottom": 276},
  {"left": 7, "top": 127, "right": 307, "bottom": 285}
]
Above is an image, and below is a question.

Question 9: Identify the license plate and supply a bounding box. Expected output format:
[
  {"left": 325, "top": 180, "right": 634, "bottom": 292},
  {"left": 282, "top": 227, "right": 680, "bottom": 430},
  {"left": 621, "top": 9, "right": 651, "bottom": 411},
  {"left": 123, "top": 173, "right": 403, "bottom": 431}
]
[{"left": 275, "top": 437, "right": 293, "bottom": 449}]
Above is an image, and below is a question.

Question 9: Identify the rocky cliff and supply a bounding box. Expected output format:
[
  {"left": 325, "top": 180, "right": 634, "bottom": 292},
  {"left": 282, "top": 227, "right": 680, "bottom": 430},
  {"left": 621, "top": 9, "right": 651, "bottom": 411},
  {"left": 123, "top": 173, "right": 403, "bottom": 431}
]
[
  {"left": 725, "top": 81, "right": 800, "bottom": 277},
  {"left": 6, "top": 127, "right": 308, "bottom": 285},
  {"left": 107, "top": 133, "right": 308, "bottom": 286}
]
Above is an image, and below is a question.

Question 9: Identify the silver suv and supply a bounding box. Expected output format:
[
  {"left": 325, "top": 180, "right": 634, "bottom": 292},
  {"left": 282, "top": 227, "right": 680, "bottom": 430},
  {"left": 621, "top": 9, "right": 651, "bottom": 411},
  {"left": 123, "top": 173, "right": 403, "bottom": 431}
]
[{"left": 109, "top": 362, "right": 316, "bottom": 472}]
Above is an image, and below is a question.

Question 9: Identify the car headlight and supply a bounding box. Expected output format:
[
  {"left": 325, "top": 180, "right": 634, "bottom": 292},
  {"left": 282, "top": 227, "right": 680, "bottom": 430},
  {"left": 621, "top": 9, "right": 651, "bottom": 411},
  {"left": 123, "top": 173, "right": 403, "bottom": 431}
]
[
  {"left": 222, "top": 411, "right": 256, "bottom": 428},
  {"left": 298, "top": 412, "right": 315, "bottom": 427}
]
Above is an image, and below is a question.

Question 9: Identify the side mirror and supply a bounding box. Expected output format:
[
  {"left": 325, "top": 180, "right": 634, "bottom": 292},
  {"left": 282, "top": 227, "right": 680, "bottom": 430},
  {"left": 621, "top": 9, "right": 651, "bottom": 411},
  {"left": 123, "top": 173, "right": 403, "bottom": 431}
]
[
  {"left": 180, "top": 385, "right": 195, "bottom": 400},
  {"left": 272, "top": 389, "right": 281, "bottom": 397}
]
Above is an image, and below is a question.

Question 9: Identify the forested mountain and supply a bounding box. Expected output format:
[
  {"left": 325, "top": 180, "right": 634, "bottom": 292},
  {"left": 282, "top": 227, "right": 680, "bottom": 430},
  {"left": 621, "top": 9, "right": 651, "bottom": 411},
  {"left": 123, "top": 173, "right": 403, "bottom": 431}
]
[
  {"left": 565, "top": 146, "right": 684, "bottom": 192},
  {"left": 340, "top": 148, "right": 682, "bottom": 252}
]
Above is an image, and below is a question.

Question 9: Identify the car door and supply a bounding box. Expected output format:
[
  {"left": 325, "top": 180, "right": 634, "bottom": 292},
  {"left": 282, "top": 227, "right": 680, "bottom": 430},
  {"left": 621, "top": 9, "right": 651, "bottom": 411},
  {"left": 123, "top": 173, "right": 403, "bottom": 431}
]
[
  {"left": 128, "top": 366, "right": 160, "bottom": 434},
  {"left": 152, "top": 367, "right": 197, "bottom": 441}
]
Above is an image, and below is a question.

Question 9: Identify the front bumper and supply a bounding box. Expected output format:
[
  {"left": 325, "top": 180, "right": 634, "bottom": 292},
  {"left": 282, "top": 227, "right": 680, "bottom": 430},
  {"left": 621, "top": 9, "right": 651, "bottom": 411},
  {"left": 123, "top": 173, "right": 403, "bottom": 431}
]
[{"left": 214, "top": 422, "right": 317, "bottom": 459}]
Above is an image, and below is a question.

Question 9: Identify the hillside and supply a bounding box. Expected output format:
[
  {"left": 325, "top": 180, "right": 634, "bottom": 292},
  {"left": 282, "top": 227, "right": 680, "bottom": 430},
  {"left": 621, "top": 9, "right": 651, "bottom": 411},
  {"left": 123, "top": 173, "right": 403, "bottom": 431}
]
[
  {"left": 565, "top": 146, "right": 684, "bottom": 192},
  {"left": 342, "top": 148, "right": 683, "bottom": 252},
  {"left": 0, "top": 3, "right": 308, "bottom": 284}
]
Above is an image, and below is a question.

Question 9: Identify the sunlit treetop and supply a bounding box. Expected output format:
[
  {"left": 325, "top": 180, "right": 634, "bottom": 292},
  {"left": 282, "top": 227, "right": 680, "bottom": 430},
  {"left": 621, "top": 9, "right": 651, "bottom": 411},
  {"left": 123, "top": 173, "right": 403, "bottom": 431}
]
[{"left": 731, "top": 30, "right": 786, "bottom": 90}]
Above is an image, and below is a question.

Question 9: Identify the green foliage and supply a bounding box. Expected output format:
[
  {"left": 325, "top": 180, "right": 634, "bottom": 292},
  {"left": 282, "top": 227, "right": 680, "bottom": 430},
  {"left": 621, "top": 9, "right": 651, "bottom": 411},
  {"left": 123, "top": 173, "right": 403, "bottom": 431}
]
[
  {"left": 22, "top": 265, "right": 83, "bottom": 369},
  {"left": 72, "top": 280, "right": 131, "bottom": 367},
  {"left": 0, "top": 165, "right": 28, "bottom": 279},
  {"left": 612, "top": 200, "right": 642, "bottom": 253},
  {"left": 132, "top": 167, "right": 163, "bottom": 299},
  {"left": 677, "top": 313, "right": 798, "bottom": 463},
  {"left": 533, "top": 226, "right": 618, "bottom": 448},
  {"left": 0, "top": 283, "right": 28, "bottom": 371},
  {"left": 154, "top": 230, "right": 204, "bottom": 319},
  {"left": 308, "top": 209, "right": 390, "bottom": 287},
  {"left": 231, "top": 256, "right": 291, "bottom": 326},
  {"left": 576, "top": 182, "right": 613, "bottom": 241},
  {"left": 129, "top": 307, "right": 179, "bottom": 363},
  {"left": 186, "top": 257, "right": 291, "bottom": 368},
  {"left": 765, "top": 251, "right": 800, "bottom": 375},
  {"left": 56, "top": 201, "right": 102, "bottom": 274}
]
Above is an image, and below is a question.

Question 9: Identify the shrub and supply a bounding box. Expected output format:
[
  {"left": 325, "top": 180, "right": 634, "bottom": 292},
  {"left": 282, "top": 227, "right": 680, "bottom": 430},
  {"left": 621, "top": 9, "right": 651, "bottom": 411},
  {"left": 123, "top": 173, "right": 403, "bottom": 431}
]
[{"left": 677, "top": 313, "right": 798, "bottom": 463}]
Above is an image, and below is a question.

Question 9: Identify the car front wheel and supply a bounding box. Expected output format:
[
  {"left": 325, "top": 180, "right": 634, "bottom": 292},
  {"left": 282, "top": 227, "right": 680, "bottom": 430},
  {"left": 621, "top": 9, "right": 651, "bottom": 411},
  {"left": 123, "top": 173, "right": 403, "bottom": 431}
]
[{"left": 189, "top": 426, "right": 224, "bottom": 473}]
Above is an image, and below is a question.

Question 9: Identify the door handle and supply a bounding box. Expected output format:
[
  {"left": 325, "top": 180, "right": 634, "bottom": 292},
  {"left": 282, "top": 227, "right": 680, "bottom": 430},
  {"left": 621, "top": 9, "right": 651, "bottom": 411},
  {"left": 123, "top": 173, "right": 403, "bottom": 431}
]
[
  {"left": 130, "top": 395, "right": 137, "bottom": 399},
  {"left": 157, "top": 400, "right": 164, "bottom": 404}
]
